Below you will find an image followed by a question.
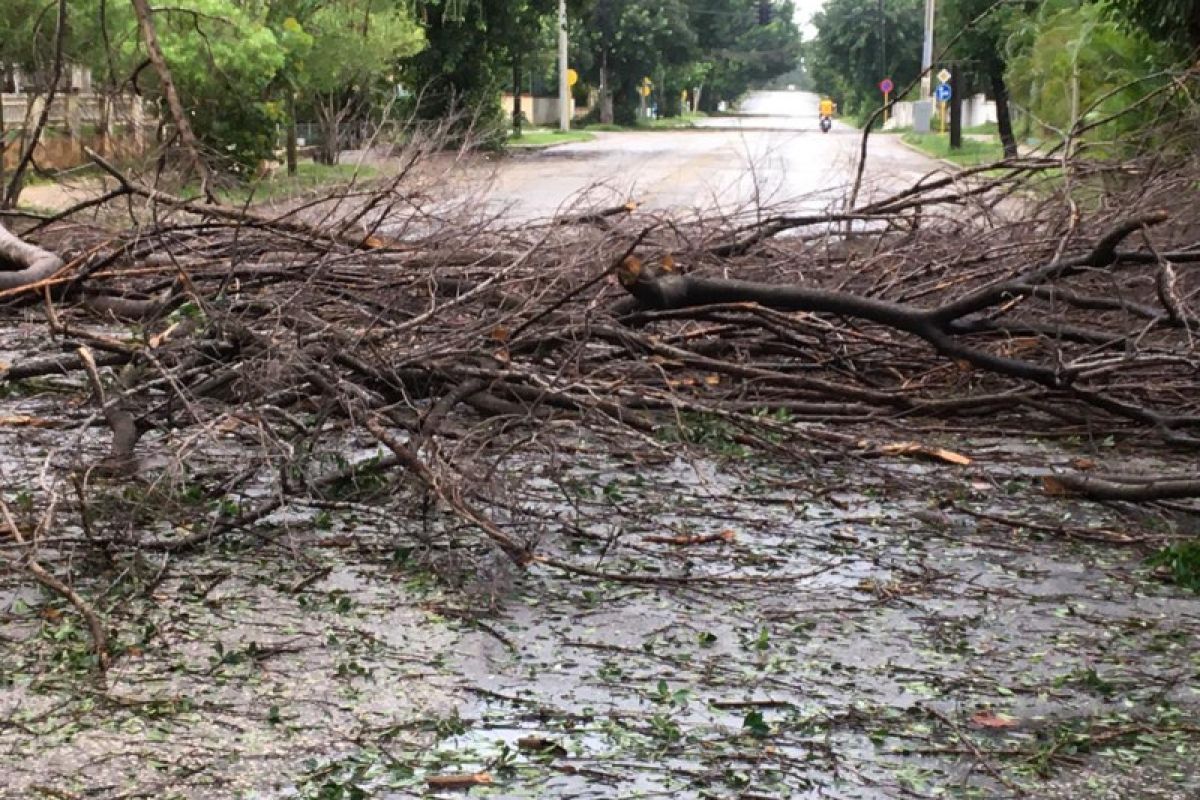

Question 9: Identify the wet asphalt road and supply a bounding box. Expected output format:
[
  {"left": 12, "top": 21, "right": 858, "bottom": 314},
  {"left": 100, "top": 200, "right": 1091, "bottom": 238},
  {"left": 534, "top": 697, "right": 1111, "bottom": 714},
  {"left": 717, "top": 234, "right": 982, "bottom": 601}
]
[{"left": 483, "top": 90, "right": 946, "bottom": 220}]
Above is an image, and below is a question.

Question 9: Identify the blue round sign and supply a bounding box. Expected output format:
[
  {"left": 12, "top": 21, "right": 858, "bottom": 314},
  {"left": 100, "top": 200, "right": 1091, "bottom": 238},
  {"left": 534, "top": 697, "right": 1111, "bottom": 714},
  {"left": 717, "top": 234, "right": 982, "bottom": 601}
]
[{"left": 934, "top": 83, "right": 952, "bottom": 102}]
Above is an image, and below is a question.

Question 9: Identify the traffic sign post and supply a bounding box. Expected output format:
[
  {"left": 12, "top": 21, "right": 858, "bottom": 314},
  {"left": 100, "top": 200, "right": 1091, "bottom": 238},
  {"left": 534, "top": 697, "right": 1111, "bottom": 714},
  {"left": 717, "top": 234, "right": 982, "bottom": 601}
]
[
  {"left": 934, "top": 82, "right": 952, "bottom": 134},
  {"left": 639, "top": 77, "right": 653, "bottom": 119},
  {"left": 879, "top": 78, "right": 894, "bottom": 124}
]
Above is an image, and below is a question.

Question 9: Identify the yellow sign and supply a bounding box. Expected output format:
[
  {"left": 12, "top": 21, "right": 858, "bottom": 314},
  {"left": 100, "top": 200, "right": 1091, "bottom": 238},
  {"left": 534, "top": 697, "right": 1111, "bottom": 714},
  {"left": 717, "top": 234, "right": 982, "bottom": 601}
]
[
  {"left": 641, "top": 77, "right": 653, "bottom": 97},
  {"left": 566, "top": 68, "right": 578, "bottom": 87}
]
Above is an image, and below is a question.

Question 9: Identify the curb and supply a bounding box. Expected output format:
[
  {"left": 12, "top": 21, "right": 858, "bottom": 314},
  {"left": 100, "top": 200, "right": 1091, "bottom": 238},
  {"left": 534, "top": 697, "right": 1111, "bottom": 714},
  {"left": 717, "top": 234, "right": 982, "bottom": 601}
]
[{"left": 891, "top": 134, "right": 964, "bottom": 172}]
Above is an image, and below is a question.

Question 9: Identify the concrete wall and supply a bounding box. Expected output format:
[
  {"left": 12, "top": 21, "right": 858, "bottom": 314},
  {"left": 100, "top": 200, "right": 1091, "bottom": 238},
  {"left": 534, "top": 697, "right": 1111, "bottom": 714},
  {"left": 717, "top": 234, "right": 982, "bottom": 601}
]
[
  {"left": 2, "top": 92, "right": 153, "bottom": 170},
  {"left": 884, "top": 94, "right": 997, "bottom": 131},
  {"left": 501, "top": 93, "right": 582, "bottom": 127}
]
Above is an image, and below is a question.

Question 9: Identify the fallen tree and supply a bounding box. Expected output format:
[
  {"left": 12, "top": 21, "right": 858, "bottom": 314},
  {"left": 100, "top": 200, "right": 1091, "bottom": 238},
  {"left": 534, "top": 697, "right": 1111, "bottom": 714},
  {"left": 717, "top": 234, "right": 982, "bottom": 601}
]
[{"left": 0, "top": 124, "right": 1197, "bottom": 630}]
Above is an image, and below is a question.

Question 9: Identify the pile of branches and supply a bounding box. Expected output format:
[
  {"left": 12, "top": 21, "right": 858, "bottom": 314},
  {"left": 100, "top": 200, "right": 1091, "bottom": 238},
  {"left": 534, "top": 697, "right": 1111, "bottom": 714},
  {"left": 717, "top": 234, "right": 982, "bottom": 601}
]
[{"left": 0, "top": 146, "right": 1198, "bottom": 599}]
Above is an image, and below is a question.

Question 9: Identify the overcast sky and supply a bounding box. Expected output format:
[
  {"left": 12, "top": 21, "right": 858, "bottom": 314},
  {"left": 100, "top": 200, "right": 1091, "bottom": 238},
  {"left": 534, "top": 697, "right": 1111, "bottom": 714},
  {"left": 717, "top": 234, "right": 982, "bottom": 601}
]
[{"left": 793, "top": 0, "right": 825, "bottom": 38}]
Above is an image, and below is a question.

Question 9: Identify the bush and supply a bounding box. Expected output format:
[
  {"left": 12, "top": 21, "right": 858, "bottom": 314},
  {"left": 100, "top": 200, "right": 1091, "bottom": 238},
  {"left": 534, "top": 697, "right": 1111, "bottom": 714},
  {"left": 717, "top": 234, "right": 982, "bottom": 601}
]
[{"left": 192, "top": 97, "right": 283, "bottom": 176}]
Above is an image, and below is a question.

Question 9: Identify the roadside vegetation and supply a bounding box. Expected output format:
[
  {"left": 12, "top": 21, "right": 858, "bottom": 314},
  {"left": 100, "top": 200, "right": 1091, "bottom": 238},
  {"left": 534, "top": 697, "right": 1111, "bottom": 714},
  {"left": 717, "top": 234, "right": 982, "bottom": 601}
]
[
  {"left": 213, "top": 161, "right": 380, "bottom": 204},
  {"left": 809, "top": 0, "right": 1197, "bottom": 161},
  {"left": 0, "top": 1, "right": 802, "bottom": 208},
  {"left": 507, "top": 129, "right": 596, "bottom": 148},
  {"left": 899, "top": 133, "right": 1001, "bottom": 166},
  {"left": 900, "top": 127, "right": 1007, "bottom": 166}
]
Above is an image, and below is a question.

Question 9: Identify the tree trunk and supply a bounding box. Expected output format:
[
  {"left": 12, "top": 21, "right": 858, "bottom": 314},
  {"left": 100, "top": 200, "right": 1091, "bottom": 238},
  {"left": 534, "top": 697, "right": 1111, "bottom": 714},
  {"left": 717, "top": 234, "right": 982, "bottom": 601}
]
[
  {"left": 600, "top": 50, "right": 613, "bottom": 125},
  {"left": 512, "top": 54, "right": 523, "bottom": 137},
  {"left": 949, "top": 69, "right": 961, "bottom": 150},
  {"left": 129, "top": 0, "right": 213, "bottom": 200},
  {"left": 0, "top": 78, "right": 7, "bottom": 191},
  {"left": 990, "top": 68, "right": 1018, "bottom": 159},
  {"left": 285, "top": 90, "right": 298, "bottom": 176},
  {"left": 96, "top": 94, "right": 110, "bottom": 157},
  {"left": 315, "top": 97, "right": 341, "bottom": 166}
]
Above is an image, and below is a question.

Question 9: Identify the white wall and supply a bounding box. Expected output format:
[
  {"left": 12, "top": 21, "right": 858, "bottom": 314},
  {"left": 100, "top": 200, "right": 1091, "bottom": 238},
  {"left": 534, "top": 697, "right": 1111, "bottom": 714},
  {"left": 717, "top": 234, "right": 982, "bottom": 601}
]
[
  {"left": 501, "top": 94, "right": 579, "bottom": 127},
  {"left": 884, "top": 94, "right": 997, "bottom": 130}
]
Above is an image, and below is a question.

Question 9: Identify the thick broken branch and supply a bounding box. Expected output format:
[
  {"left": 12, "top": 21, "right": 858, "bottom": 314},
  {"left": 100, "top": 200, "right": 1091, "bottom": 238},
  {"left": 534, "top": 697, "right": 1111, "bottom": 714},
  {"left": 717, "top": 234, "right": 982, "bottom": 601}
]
[
  {"left": 1051, "top": 474, "right": 1200, "bottom": 501},
  {"left": 0, "top": 223, "right": 65, "bottom": 290}
]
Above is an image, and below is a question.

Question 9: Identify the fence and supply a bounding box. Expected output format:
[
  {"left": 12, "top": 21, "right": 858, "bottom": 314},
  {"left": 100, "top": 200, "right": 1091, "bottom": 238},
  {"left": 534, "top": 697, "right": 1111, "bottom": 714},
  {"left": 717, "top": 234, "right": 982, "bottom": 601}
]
[{"left": 2, "top": 91, "right": 154, "bottom": 170}]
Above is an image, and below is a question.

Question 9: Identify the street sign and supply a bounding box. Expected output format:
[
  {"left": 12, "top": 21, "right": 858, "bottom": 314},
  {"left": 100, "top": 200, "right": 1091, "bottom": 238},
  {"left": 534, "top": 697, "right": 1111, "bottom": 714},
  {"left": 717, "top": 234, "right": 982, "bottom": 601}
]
[
  {"left": 934, "top": 83, "right": 952, "bottom": 102},
  {"left": 879, "top": 78, "right": 894, "bottom": 94},
  {"left": 937, "top": 68, "right": 952, "bottom": 84},
  {"left": 566, "top": 68, "right": 578, "bottom": 87}
]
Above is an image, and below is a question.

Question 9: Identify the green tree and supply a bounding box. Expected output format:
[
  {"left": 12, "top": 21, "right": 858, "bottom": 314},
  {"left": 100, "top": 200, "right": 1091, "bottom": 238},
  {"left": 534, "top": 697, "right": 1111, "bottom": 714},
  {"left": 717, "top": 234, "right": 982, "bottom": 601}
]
[
  {"left": 939, "top": 0, "right": 1029, "bottom": 157},
  {"left": 809, "top": 0, "right": 924, "bottom": 120},
  {"left": 277, "top": 2, "right": 424, "bottom": 165},
  {"left": 1005, "top": 1, "right": 1170, "bottom": 153},
  {"left": 1110, "top": 0, "right": 1200, "bottom": 54},
  {"left": 400, "top": 0, "right": 558, "bottom": 144},
  {"left": 70, "top": 0, "right": 287, "bottom": 174},
  {"left": 690, "top": 0, "right": 803, "bottom": 114},
  {"left": 583, "top": 0, "right": 698, "bottom": 124}
]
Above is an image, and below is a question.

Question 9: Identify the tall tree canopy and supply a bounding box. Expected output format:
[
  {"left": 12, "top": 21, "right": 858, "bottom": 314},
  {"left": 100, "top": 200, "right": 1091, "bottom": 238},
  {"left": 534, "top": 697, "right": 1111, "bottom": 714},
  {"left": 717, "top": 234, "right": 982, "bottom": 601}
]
[
  {"left": 1111, "top": 0, "right": 1200, "bottom": 54},
  {"left": 808, "top": 0, "right": 923, "bottom": 117},
  {"left": 691, "top": 0, "right": 803, "bottom": 113},
  {"left": 400, "top": 0, "right": 557, "bottom": 142},
  {"left": 1005, "top": 0, "right": 1170, "bottom": 148},
  {"left": 575, "top": 0, "right": 801, "bottom": 123},
  {"left": 582, "top": 0, "right": 698, "bottom": 124},
  {"left": 19, "top": 1, "right": 427, "bottom": 174}
]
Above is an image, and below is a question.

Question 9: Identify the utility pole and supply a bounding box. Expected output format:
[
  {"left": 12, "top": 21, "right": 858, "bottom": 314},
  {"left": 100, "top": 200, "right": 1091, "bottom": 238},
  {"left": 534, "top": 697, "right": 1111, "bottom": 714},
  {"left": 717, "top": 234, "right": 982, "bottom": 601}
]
[
  {"left": 921, "top": 0, "right": 935, "bottom": 99},
  {"left": 878, "top": 0, "right": 886, "bottom": 82},
  {"left": 558, "top": 0, "right": 569, "bottom": 131}
]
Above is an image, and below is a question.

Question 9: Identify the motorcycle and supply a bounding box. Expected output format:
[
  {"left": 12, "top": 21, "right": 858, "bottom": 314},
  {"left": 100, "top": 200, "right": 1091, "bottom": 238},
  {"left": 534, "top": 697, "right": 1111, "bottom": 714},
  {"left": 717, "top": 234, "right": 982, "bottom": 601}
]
[{"left": 819, "top": 115, "right": 832, "bottom": 133}]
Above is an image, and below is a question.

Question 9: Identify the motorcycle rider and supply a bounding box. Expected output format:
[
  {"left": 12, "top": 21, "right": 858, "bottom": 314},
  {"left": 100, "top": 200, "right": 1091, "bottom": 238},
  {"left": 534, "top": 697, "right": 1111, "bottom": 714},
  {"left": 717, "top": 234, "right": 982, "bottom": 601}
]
[{"left": 818, "top": 96, "right": 834, "bottom": 132}]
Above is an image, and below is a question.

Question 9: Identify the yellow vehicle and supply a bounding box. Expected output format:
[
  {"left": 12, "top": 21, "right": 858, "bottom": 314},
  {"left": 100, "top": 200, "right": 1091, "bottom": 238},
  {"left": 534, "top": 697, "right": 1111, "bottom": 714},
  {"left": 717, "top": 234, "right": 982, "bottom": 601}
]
[{"left": 818, "top": 97, "right": 834, "bottom": 132}]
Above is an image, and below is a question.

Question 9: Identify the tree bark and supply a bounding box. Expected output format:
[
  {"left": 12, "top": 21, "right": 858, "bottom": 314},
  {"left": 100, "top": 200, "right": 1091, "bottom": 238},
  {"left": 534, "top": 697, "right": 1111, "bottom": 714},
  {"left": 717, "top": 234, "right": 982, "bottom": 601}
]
[
  {"left": 0, "top": 223, "right": 65, "bottom": 290},
  {"left": 285, "top": 89, "right": 298, "bottom": 177},
  {"left": 600, "top": 50, "right": 613, "bottom": 125},
  {"left": 949, "top": 68, "right": 961, "bottom": 150},
  {"left": 991, "top": 67, "right": 1018, "bottom": 159},
  {"left": 616, "top": 211, "right": 1185, "bottom": 433},
  {"left": 1052, "top": 474, "right": 1200, "bottom": 502},
  {"left": 512, "top": 53, "right": 523, "bottom": 137},
  {"left": 128, "top": 0, "right": 214, "bottom": 200}
]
